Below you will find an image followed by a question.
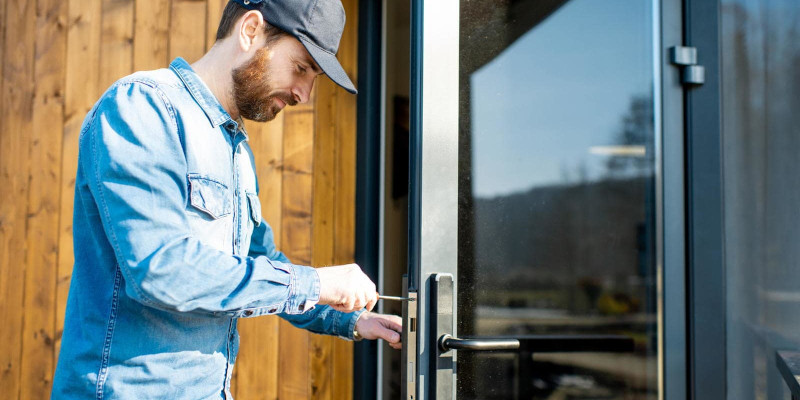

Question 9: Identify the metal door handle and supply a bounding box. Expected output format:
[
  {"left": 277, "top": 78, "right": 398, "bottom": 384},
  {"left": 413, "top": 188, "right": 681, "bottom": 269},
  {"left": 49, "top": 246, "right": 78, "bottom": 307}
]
[
  {"left": 438, "top": 334, "right": 520, "bottom": 352},
  {"left": 438, "top": 334, "right": 634, "bottom": 353}
]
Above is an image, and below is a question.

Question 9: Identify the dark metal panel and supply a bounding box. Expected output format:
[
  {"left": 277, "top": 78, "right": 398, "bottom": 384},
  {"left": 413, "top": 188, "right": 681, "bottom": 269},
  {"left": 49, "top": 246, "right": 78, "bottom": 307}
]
[
  {"left": 684, "top": 0, "right": 726, "bottom": 398},
  {"left": 660, "top": 0, "right": 689, "bottom": 399},
  {"left": 408, "top": 0, "right": 423, "bottom": 294},
  {"left": 408, "top": 2, "right": 423, "bottom": 399},
  {"left": 353, "top": 0, "right": 383, "bottom": 398}
]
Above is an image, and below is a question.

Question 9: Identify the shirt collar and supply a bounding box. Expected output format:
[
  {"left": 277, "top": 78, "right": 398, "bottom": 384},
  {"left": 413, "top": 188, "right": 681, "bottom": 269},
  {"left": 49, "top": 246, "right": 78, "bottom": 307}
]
[{"left": 169, "top": 57, "right": 232, "bottom": 128}]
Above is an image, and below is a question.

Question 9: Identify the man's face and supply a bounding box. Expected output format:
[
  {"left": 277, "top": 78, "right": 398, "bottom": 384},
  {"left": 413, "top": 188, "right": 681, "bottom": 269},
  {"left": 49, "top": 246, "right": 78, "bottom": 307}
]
[{"left": 232, "top": 35, "right": 323, "bottom": 122}]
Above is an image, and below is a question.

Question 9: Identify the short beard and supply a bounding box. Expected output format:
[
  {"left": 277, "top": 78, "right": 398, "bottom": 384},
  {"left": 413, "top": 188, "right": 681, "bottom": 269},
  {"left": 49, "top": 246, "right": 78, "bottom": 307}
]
[{"left": 231, "top": 46, "right": 294, "bottom": 122}]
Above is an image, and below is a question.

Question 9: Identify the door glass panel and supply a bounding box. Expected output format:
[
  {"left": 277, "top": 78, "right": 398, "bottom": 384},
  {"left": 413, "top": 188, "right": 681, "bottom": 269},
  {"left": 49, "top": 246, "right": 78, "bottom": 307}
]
[
  {"left": 721, "top": 0, "right": 800, "bottom": 398},
  {"left": 457, "top": 0, "right": 658, "bottom": 399}
]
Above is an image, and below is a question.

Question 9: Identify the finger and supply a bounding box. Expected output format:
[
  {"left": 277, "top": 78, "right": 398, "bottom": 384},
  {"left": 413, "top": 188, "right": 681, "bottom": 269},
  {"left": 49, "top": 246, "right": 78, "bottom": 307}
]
[
  {"left": 350, "top": 294, "right": 361, "bottom": 312},
  {"left": 365, "top": 296, "right": 377, "bottom": 312},
  {"left": 381, "top": 316, "right": 402, "bottom": 332},
  {"left": 345, "top": 297, "right": 356, "bottom": 313},
  {"left": 390, "top": 341, "right": 402, "bottom": 350},
  {"left": 379, "top": 327, "right": 401, "bottom": 344},
  {"left": 356, "top": 291, "right": 367, "bottom": 310},
  {"left": 362, "top": 290, "right": 377, "bottom": 311}
]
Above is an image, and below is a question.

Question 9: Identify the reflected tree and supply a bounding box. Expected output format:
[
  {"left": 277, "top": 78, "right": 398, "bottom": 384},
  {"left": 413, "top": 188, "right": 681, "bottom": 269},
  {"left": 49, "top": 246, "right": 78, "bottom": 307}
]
[{"left": 605, "top": 94, "right": 654, "bottom": 178}]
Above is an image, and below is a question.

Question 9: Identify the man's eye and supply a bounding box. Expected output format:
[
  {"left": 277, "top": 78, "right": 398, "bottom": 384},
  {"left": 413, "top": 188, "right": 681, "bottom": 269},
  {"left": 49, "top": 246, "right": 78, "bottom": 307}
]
[{"left": 297, "top": 64, "right": 307, "bottom": 73}]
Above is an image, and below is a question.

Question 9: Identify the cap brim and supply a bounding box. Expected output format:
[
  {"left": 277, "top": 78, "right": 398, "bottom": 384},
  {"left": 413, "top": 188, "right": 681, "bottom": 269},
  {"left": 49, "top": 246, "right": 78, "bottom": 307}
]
[{"left": 299, "top": 37, "right": 357, "bottom": 95}]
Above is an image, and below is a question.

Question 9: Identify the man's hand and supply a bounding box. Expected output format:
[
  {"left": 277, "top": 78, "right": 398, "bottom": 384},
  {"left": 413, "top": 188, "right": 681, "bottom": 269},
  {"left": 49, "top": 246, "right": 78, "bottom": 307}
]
[
  {"left": 316, "top": 264, "right": 378, "bottom": 313},
  {"left": 355, "top": 312, "right": 403, "bottom": 349}
]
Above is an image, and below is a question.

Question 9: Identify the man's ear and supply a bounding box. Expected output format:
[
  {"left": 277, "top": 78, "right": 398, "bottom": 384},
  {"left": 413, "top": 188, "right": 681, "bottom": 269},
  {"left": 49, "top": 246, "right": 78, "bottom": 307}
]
[{"left": 237, "top": 10, "right": 265, "bottom": 52}]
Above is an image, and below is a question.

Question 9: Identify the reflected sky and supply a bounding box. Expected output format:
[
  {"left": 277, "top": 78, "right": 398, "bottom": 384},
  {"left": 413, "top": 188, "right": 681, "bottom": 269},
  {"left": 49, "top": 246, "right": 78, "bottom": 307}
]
[{"left": 470, "top": 0, "right": 654, "bottom": 198}]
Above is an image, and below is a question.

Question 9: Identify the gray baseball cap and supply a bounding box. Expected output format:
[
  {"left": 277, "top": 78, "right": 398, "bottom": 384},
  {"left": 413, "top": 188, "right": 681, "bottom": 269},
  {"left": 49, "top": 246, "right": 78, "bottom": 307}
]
[{"left": 231, "top": 0, "right": 357, "bottom": 94}]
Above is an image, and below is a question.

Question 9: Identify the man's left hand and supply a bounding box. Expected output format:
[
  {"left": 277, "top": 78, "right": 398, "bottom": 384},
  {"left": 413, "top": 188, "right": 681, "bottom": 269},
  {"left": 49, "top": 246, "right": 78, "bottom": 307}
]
[{"left": 355, "top": 312, "right": 403, "bottom": 349}]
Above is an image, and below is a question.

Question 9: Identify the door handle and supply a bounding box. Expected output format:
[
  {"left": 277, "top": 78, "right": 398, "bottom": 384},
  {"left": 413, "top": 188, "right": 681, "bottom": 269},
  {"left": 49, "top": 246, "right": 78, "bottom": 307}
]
[
  {"left": 438, "top": 333, "right": 634, "bottom": 353},
  {"left": 429, "top": 273, "right": 636, "bottom": 400},
  {"left": 438, "top": 334, "right": 519, "bottom": 351}
]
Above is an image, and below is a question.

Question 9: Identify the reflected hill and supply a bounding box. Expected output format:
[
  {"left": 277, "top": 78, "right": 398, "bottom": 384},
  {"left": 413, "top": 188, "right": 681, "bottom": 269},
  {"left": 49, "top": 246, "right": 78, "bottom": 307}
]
[{"left": 470, "top": 176, "right": 654, "bottom": 315}]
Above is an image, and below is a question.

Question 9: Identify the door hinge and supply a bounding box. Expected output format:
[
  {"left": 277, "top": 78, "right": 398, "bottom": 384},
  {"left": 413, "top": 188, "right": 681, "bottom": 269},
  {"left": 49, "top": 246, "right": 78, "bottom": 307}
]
[{"left": 670, "top": 46, "right": 705, "bottom": 86}]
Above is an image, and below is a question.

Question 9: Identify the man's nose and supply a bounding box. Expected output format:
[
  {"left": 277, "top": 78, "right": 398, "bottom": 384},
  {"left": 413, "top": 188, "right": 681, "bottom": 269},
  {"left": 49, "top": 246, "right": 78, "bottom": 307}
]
[{"left": 292, "top": 77, "right": 315, "bottom": 104}]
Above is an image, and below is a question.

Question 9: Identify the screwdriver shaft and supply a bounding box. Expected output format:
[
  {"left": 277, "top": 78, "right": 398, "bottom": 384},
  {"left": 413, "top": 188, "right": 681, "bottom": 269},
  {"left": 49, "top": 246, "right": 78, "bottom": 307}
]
[{"left": 378, "top": 295, "right": 415, "bottom": 302}]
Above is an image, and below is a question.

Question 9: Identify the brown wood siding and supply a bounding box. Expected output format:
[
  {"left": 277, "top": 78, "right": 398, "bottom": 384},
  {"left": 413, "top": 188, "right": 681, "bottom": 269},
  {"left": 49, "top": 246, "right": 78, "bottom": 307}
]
[{"left": 0, "top": 0, "right": 360, "bottom": 398}]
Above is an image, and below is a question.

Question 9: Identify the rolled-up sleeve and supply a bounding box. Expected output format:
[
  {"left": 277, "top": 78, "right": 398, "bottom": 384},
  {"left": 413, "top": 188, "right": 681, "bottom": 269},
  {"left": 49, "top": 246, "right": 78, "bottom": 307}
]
[
  {"left": 248, "top": 216, "right": 363, "bottom": 339},
  {"left": 81, "top": 81, "right": 318, "bottom": 317}
]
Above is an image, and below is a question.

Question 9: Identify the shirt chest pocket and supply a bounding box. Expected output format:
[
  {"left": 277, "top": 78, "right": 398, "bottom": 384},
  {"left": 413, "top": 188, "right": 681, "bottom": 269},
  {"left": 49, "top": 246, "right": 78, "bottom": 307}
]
[
  {"left": 246, "top": 192, "right": 262, "bottom": 227},
  {"left": 188, "top": 173, "right": 232, "bottom": 219}
]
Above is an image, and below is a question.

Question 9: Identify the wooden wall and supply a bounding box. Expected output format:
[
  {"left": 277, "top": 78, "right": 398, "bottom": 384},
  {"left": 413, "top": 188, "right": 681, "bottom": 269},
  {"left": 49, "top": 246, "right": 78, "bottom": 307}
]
[{"left": 0, "top": 0, "right": 359, "bottom": 398}]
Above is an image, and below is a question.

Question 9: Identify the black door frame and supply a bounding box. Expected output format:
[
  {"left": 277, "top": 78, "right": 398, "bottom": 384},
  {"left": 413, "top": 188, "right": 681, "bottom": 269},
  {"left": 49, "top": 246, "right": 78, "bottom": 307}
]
[
  {"left": 353, "top": 0, "right": 383, "bottom": 398},
  {"left": 354, "top": 0, "right": 728, "bottom": 398},
  {"left": 683, "top": 0, "right": 726, "bottom": 398}
]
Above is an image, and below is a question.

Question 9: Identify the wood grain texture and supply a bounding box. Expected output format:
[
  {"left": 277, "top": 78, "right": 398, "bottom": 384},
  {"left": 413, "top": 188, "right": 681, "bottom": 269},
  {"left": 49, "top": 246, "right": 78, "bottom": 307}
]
[
  {"left": 169, "top": 0, "right": 206, "bottom": 63},
  {"left": 312, "top": 81, "right": 338, "bottom": 268},
  {"left": 279, "top": 108, "right": 315, "bottom": 400},
  {"left": 0, "top": 0, "right": 5, "bottom": 122},
  {"left": 0, "top": 0, "right": 35, "bottom": 397},
  {"left": 19, "top": 0, "right": 68, "bottom": 396},
  {"left": 256, "top": 114, "right": 285, "bottom": 239},
  {"left": 99, "top": 0, "right": 133, "bottom": 90},
  {"left": 205, "top": 0, "right": 226, "bottom": 51},
  {"left": 133, "top": 0, "right": 170, "bottom": 70},
  {"left": 234, "top": 315, "right": 280, "bottom": 400},
  {"left": 56, "top": 0, "right": 102, "bottom": 365},
  {"left": 334, "top": 0, "right": 358, "bottom": 266},
  {"left": 233, "top": 116, "right": 284, "bottom": 400},
  {"left": 281, "top": 109, "right": 314, "bottom": 265},
  {"left": 311, "top": 78, "right": 338, "bottom": 400}
]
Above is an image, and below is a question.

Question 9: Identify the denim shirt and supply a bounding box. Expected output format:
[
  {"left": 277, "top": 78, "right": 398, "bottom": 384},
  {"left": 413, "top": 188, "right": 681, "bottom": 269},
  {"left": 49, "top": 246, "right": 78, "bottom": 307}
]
[{"left": 51, "top": 58, "right": 363, "bottom": 400}]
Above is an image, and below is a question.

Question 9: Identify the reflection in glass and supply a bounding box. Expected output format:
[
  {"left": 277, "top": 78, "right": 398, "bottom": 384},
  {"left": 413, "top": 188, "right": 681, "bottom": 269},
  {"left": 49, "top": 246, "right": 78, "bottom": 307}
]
[
  {"left": 457, "top": 0, "right": 658, "bottom": 398},
  {"left": 721, "top": 0, "right": 800, "bottom": 398}
]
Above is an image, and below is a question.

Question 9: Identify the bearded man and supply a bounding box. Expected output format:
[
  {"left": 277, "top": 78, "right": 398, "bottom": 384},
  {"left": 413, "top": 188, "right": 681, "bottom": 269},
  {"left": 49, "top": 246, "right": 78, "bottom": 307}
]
[{"left": 51, "top": 1, "right": 401, "bottom": 398}]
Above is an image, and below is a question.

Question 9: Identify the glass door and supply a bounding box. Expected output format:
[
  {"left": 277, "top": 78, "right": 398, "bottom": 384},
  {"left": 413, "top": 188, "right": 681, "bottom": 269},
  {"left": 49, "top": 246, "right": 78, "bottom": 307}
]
[{"left": 402, "top": 0, "right": 687, "bottom": 399}]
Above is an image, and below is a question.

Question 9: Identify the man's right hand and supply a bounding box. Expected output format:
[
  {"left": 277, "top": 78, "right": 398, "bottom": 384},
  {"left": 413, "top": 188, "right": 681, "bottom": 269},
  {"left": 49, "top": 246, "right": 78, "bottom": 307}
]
[{"left": 316, "top": 264, "right": 378, "bottom": 313}]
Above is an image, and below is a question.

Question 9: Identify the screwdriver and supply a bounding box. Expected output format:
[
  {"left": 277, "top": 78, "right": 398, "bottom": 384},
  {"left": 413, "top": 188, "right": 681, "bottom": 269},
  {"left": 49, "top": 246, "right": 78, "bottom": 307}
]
[{"left": 377, "top": 295, "right": 415, "bottom": 302}]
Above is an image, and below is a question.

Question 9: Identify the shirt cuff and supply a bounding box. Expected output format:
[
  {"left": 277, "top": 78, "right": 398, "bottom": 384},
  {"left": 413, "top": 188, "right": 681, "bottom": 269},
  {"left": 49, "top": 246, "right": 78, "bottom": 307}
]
[
  {"left": 339, "top": 308, "right": 366, "bottom": 341},
  {"left": 283, "top": 264, "right": 320, "bottom": 314}
]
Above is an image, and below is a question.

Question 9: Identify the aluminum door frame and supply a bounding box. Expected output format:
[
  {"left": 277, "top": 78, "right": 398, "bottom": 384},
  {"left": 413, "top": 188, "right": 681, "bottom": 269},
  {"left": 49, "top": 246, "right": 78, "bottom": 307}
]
[{"left": 408, "top": 0, "right": 460, "bottom": 399}]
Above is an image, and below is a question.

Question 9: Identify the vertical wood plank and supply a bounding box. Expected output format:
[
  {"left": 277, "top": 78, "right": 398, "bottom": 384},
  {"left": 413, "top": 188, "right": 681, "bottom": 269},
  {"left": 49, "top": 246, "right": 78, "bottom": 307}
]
[
  {"left": 256, "top": 115, "right": 285, "bottom": 242},
  {"left": 281, "top": 109, "right": 314, "bottom": 264},
  {"left": 311, "top": 79, "right": 338, "bottom": 400},
  {"left": 234, "top": 115, "right": 285, "bottom": 400},
  {"left": 56, "top": 0, "right": 102, "bottom": 365},
  {"left": 100, "top": 0, "right": 134, "bottom": 90},
  {"left": 206, "top": 0, "right": 226, "bottom": 51},
  {"left": 334, "top": 0, "right": 358, "bottom": 266},
  {"left": 0, "top": 0, "right": 36, "bottom": 396},
  {"left": 133, "top": 0, "right": 170, "bottom": 70},
  {"left": 312, "top": 84, "right": 338, "bottom": 269},
  {"left": 279, "top": 108, "right": 315, "bottom": 400},
  {"left": 0, "top": 0, "right": 5, "bottom": 127},
  {"left": 169, "top": 0, "right": 207, "bottom": 63},
  {"left": 332, "top": 0, "right": 359, "bottom": 398},
  {"left": 19, "top": 0, "right": 68, "bottom": 396}
]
